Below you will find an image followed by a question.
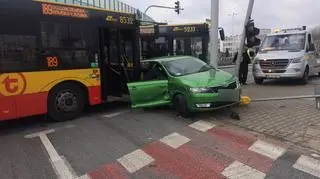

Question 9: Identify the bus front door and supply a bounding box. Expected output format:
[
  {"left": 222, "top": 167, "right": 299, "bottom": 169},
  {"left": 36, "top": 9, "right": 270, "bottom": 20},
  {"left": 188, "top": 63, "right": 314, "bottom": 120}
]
[
  {"left": 100, "top": 28, "right": 123, "bottom": 98},
  {"left": 100, "top": 28, "right": 138, "bottom": 99}
]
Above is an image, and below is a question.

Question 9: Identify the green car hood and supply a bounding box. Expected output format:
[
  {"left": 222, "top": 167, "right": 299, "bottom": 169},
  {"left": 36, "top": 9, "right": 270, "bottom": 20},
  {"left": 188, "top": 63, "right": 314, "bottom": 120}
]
[{"left": 177, "top": 69, "right": 235, "bottom": 87}]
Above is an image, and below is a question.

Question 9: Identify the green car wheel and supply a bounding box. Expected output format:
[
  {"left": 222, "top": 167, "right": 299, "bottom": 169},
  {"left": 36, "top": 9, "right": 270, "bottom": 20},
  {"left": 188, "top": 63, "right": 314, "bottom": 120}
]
[{"left": 173, "top": 94, "right": 191, "bottom": 118}]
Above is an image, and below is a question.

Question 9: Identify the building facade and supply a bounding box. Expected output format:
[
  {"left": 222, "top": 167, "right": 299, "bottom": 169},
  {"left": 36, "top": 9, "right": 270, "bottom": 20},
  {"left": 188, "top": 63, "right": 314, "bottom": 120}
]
[{"left": 220, "top": 35, "right": 241, "bottom": 53}]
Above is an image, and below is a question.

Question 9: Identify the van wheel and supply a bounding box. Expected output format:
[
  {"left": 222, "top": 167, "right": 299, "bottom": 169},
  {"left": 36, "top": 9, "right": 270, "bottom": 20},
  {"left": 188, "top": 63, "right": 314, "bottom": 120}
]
[
  {"left": 301, "top": 68, "right": 309, "bottom": 85},
  {"left": 254, "top": 78, "right": 264, "bottom": 84},
  {"left": 173, "top": 94, "right": 191, "bottom": 118},
  {"left": 48, "top": 84, "right": 85, "bottom": 122}
]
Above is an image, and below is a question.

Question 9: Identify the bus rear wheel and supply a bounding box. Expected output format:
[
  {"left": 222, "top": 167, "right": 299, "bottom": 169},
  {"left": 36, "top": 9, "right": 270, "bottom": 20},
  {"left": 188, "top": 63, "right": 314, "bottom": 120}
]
[{"left": 48, "top": 83, "right": 85, "bottom": 122}]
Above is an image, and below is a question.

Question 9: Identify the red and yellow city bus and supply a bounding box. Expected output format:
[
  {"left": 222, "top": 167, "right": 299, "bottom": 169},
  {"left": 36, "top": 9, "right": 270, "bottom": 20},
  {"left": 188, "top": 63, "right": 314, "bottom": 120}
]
[{"left": 0, "top": 0, "right": 140, "bottom": 121}]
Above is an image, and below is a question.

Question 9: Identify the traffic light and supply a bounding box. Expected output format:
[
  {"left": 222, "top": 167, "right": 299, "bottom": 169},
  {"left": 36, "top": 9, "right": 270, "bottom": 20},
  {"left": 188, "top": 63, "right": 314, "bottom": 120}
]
[
  {"left": 245, "top": 19, "right": 261, "bottom": 48},
  {"left": 174, "top": 1, "right": 180, "bottom": 14}
]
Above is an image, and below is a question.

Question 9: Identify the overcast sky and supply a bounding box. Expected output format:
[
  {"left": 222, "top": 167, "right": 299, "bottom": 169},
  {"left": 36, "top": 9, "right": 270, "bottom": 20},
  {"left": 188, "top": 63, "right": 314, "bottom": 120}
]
[{"left": 121, "top": 0, "right": 320, "bottom": 36}]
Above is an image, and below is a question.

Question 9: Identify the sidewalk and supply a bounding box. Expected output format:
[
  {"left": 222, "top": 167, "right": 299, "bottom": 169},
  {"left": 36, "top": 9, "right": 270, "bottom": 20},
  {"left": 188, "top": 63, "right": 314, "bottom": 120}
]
[{"left": 208, "top": 97, "right": 320, "bottom": 153}]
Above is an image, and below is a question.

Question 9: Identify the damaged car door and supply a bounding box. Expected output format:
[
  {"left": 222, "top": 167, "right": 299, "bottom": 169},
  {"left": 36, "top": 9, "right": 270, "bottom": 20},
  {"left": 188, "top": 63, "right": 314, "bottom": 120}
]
[{"left": 127, "top": 62, "right": 170, "bottom": 108}]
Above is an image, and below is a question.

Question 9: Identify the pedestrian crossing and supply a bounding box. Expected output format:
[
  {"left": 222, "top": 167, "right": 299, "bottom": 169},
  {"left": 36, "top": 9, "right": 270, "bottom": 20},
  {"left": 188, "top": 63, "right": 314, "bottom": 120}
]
[{"left": 82, "top": 120, "right": 320, "bottom": 179}]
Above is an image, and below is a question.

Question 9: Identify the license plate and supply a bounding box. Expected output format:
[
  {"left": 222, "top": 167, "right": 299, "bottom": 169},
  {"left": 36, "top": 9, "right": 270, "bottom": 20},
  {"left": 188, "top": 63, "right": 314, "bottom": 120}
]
[
  {"left": 266, "top": 74, "right": 280, "bottom": 78},
  {"left": 218, "top": 89, "right": 240, "bottom": 101}
]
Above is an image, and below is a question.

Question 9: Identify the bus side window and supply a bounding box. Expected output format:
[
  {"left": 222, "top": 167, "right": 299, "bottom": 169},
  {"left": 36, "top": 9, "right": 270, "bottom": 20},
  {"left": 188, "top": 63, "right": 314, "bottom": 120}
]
[
  {"left": 40, "top": 22, "right": 92, "bottom": 70},
  {"left": 0, "top": 34, "right": 37, "bottom": 73}
]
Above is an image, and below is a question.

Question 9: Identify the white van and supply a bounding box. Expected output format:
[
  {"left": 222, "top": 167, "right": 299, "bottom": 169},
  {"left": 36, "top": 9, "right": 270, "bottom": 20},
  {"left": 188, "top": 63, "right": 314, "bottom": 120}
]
[{"left": 252, "top": 26, "right": 320, "bottom": 84}]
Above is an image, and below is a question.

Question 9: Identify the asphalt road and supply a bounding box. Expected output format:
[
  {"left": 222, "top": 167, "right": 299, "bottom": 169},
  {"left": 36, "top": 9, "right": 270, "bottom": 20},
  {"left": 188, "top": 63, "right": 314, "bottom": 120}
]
[{"left": 1, "top": 102, "right": 320, "bottom": 179}]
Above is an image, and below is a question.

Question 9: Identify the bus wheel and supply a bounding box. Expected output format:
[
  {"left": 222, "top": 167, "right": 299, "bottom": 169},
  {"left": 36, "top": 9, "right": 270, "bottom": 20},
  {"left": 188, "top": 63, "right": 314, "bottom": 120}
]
[{"left": 48, "top": 84, "right": 85, "bottom": 122}]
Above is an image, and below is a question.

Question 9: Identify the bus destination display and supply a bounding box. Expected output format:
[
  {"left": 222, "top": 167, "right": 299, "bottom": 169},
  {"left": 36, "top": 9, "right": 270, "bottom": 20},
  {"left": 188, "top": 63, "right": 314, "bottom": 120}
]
[{"left": 41, "top": 3, "right": 89, "bottom": 18}]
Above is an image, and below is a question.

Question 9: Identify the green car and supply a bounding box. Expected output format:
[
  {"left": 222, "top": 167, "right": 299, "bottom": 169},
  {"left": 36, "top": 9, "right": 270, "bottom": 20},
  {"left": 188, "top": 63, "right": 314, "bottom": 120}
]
[{"left": 127, "top": 56, "right": 241, "bottom": 117}]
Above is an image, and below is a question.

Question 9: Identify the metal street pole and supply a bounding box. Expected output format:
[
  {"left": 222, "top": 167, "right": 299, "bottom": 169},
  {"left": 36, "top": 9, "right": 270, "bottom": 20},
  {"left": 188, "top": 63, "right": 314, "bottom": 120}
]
[
  {"left": 143, "top": 5, "right": 184, "bottom": 21},
  {"left": 235, "top": 0, "right": 255, "bottom": 78},
  {"left": 210, "top": 0, "right": 219, "bottom": 68}
]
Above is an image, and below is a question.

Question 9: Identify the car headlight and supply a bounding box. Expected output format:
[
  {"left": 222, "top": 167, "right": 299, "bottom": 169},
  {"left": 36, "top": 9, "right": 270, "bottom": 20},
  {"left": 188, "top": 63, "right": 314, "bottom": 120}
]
[
  {"left": 291, "top": 57, "right": 304, "bottom": 63},
  {"left": 190, "top": 87, "right": 212, "bottom": 93}
]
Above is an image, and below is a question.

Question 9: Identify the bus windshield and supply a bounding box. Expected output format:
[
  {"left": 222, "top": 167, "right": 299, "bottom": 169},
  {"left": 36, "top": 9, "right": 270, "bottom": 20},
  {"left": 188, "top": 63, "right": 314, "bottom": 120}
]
[{"left": 260, "top": 33, "right": 306, "bottom": 52}]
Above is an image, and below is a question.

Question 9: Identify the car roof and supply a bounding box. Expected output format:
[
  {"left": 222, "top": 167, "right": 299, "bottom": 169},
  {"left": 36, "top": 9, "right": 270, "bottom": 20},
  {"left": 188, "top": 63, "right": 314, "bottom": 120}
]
[{"left": 142, "top": 56, "right": 192, "bottom": 63}]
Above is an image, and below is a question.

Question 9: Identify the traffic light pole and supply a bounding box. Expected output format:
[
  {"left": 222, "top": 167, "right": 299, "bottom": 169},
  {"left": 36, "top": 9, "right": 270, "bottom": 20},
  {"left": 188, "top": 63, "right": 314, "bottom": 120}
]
[
  {"left": 210, "top": 0, "right": 219, "bottom": 68},
  {"left": 143, "top": 5, "right": 184, "bottom": 21},
  {"left": 235, "top": 0, "right": 255, "bottom": 78}
]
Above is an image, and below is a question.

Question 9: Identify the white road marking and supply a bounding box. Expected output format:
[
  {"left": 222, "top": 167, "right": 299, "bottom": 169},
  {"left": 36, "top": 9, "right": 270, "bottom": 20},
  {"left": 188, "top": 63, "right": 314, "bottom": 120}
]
[
  {"left": 117, "top": 149, "right": 155, "bottom": 173},
  {"left": 25, "top": 130, "right": 77, "bottom": 179},
  {"left": 40, "top": 134, "right": 61, "bottom": 162},
  {"left": 160, "top": 133, "right": 191, "bottom": 149},
  {"left": 293, "top": 155, "right": 320, "bottom": 177},
  {"left": 189, "top": 120, "right": 216, "bottom": 132},
  {"left": 249, "top": 140, "right": 286, "bottom": 160},
  {"left": 24, "top": 129, "right": 55, "bottom": 139},
  {"left": 103, "top": 110, "right": 129, "bottom": 118},
  {"left": 77, "top": 174, "right": 91, "bottom": 179},
  {"left": 222, "top": 161, "right": 266, "bottom": 179}
]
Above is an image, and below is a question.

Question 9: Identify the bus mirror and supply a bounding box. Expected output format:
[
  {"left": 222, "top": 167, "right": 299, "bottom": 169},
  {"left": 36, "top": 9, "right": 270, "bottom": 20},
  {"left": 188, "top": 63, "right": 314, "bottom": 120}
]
[
  {"left": 219, "top": 28, "right": 225, "bottom": 41},
  {"left": 308, "top": 34, "right": 312, "bottom": 44},
  {"left": 308, "top": 44, "right": 315, "bottom": 52}
]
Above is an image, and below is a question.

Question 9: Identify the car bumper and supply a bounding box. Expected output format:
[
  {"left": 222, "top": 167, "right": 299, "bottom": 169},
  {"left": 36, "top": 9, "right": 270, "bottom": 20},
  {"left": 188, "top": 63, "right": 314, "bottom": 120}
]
[
  {"left": 253, "top": 63, "right": 305, "bottom": 79},
  {"left": 253, "top": 72, "right": 304, "bottom": 79},
  {"left": 188, "top": 88, "right": 241, "bottom": 112}
]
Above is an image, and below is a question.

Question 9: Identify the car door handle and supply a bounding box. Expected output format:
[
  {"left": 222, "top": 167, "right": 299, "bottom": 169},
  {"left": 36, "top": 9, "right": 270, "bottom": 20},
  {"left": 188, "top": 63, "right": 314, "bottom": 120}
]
[{"left": 130, "top": 86, "right": 137, "bottom": 90}]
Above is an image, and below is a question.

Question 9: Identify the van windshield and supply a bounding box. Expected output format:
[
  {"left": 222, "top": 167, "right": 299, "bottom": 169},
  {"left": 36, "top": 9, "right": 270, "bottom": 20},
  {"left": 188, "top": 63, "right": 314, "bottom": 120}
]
[{"left": 260, "top": 33, "right": 306, "bottom": 52}]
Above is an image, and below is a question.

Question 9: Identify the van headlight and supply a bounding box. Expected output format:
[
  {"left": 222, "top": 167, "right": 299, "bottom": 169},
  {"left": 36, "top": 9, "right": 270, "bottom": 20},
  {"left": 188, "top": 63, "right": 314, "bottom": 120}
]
[
  {"left": 253, "top": 58, "right": 259, "bottom": 65},
  {"left": 291, "top": 57, "right": 304, "bottom": 63}
]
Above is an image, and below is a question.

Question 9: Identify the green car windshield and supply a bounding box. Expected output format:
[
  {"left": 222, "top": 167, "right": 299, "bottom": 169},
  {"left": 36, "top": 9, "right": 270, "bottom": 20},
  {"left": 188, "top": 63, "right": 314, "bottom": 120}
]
[{"left": 162, "top": 57, "right": 214, "bottom": 77}]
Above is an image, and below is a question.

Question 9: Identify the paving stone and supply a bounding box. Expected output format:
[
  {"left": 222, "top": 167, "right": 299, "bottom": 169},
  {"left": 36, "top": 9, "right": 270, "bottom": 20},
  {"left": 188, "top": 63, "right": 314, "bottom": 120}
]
[
  {"left": 306, "top": 128, "right": 320, "bottom": 138},
  {"left": 308, "top": 139, "right": 320, "bottom": 150},
  {"left": 218, "top": 99, "right": 320, "bottom": 151}
]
